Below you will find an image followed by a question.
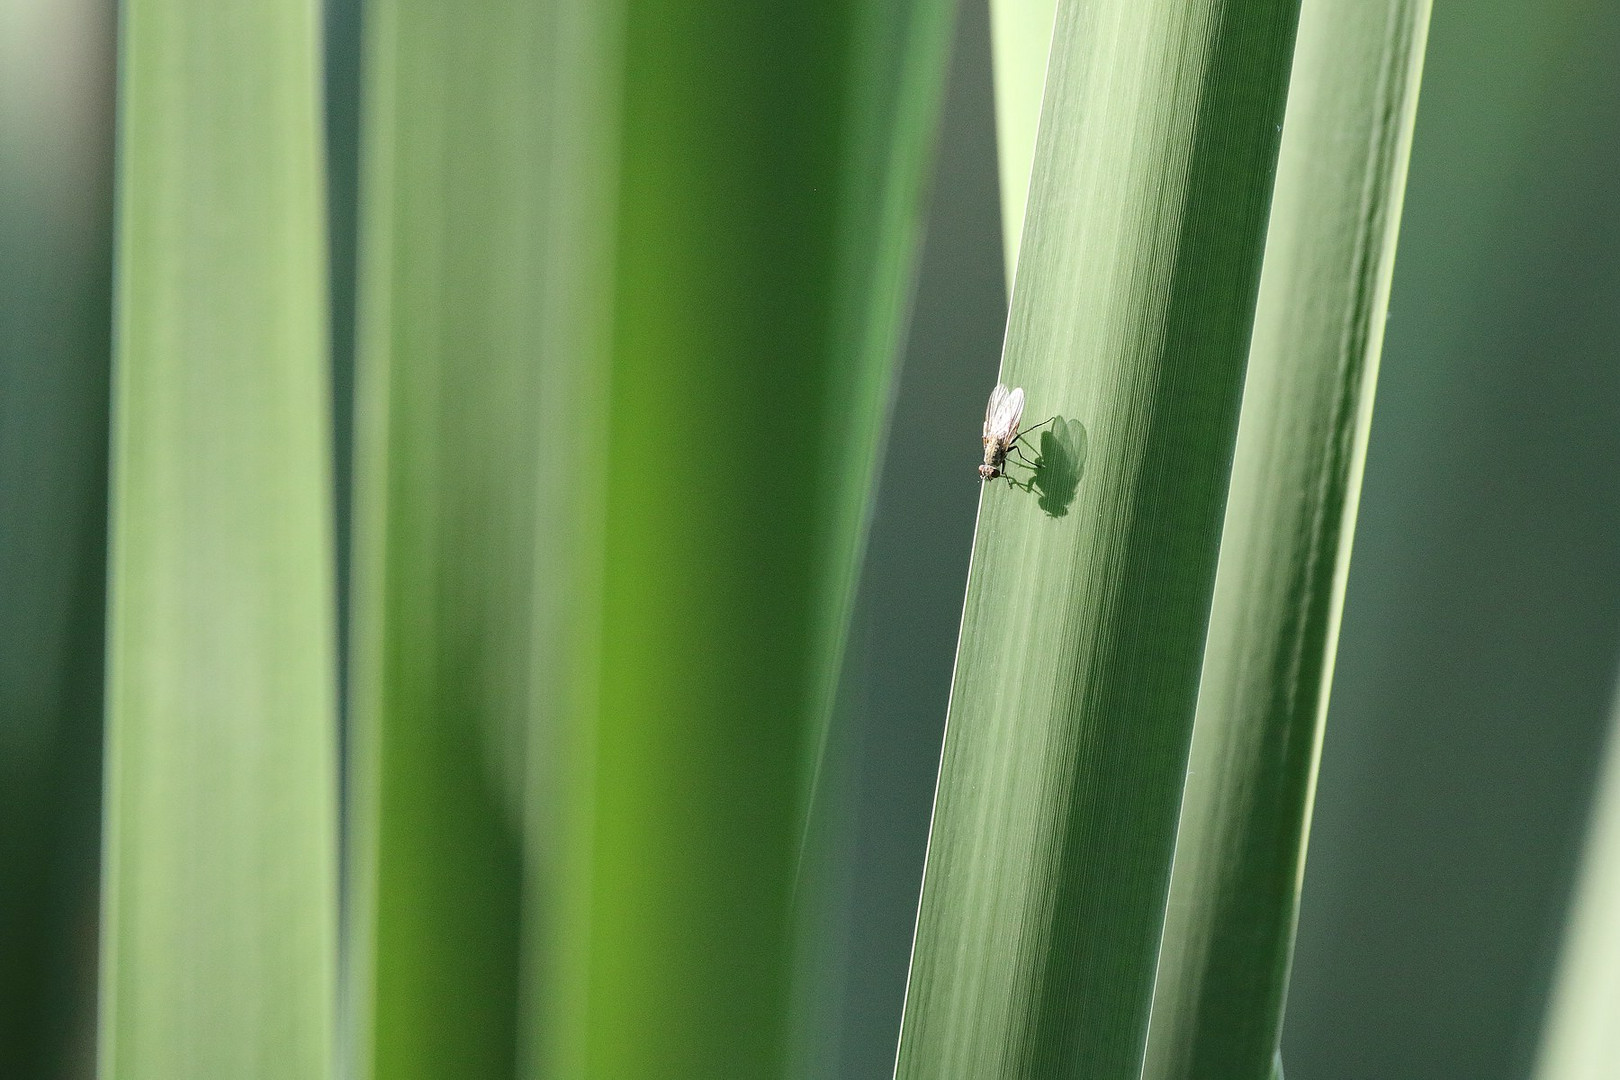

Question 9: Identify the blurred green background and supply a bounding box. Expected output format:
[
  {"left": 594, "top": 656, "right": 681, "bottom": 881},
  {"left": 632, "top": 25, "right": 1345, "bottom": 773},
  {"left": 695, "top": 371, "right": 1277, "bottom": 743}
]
[
  {"left": 3, "top": 0, "right": 1620, "bottom": 1077},
  {"left": 1, "top": 0, "right": 115, "bottom": 1075},
  {"left": 1283, "top": 1, "right": 1620, "bottom": 1077}
]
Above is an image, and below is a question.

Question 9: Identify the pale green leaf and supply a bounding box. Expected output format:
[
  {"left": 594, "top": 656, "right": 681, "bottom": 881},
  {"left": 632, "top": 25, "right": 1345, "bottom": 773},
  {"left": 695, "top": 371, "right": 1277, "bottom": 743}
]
[
  {"left": 98, "top": 2, "right": 338, "bottom": 1077},
  {"left": 988, "top": 0, "right": 1057, "bottom": 283}
]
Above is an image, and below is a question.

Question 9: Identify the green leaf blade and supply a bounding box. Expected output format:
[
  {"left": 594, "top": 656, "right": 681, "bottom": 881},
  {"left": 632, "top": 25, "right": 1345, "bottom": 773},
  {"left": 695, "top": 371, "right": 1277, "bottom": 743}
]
[
  {"left": 1140, "top": 2, "right": 1431, "bottom": 1076},
  {"left": 99, "top": 2, "right": 338, "bottom": 1078},
  {"left": 895, "top": 0, "right": 1302, "bottom": 1075},
  {"left": 345, "top": 3, "right": 564, "bottom": 1077},
  {"left": 581, "top": 4, "right": 953, "bottom": 1075}
]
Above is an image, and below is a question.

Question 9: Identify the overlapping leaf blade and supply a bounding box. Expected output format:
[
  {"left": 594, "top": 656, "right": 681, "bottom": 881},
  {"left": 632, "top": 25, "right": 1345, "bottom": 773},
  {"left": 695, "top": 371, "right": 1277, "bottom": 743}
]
[{"left": 1142, "top": 1, "right": 1431, "bottom": 1075}]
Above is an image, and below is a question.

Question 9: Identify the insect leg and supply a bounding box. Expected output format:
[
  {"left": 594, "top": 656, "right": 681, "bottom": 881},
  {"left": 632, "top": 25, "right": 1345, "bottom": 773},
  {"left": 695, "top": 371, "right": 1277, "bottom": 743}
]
[{"left": 1009, "top": 416, "right": 1056, "bottom": 448}]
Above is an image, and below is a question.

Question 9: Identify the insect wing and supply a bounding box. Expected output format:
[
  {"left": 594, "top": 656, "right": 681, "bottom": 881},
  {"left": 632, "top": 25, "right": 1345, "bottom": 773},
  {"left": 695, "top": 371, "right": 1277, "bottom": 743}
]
[
  {"left": 988, "top": 385, "right": 1025, "bottom": 442},
  {"left": 984, "top": 383, "right": 1010, "bottom": 441}
]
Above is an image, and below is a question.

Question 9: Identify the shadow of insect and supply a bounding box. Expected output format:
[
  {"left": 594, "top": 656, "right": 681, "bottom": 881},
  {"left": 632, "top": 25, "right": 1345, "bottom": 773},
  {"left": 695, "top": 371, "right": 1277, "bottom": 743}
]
[{"left": 1004, "top": 416, "right": 1086, "bottom": 518}]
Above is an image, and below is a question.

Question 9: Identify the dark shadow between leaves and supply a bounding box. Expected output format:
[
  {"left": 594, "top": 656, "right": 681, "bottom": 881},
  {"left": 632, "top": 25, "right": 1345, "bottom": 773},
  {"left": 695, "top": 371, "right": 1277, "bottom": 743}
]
[{"left": 1006, "top": 416, "right": 1086, "bottom": 517}]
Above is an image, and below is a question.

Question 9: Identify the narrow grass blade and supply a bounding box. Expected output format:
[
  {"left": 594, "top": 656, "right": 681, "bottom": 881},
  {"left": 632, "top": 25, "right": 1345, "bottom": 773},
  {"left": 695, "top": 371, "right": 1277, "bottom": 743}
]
[
  {"left": 787, "top": 0, "right": 958, "bottom": 1071},
  {"left": 894, "top": 1, "right": 1301, "bottom": 1075},
  {"left": 802, "top": 0, "right": 957, "bottom": 827},
  {"left": 98, "top": 2, "right": 338, "bottom": 1078},
  {"left": 572, "top": 3, "right": 953, "bottom": 1076},
  {"left": 1534, "top": 678, "right": 1620, "bottom": 1079},
  {"left": 517, "top": 3, "right": 620, "bottom": 1077},
  {"left": 987, "top": 0, "right": 1056, "bottom": 282},
  {"left": 1140, "top": 2, "right": 1430, "bottom": 1077},
  {"left": 345, "top": 3, "right": 570, "bottom": 1077}
]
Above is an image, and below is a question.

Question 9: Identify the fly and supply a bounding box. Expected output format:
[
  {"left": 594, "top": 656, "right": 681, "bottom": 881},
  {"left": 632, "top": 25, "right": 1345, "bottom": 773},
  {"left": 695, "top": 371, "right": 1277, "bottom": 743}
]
[{"left": 980, "top": 383, "right": 1052, "bottom": 481}]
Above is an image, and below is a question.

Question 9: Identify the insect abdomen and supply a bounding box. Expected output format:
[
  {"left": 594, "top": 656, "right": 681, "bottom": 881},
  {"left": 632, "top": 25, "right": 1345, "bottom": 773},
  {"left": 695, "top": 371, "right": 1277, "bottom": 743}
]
[{"left": 980, "top": 441, "right": 1008, "bottom": 480}]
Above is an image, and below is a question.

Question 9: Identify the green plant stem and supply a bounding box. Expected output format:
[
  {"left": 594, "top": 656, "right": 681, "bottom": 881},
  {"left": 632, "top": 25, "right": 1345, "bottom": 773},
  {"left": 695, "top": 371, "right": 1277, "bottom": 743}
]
[
  {"left": 98, "top": 2, "right": 337, "bottom": 1077},
  {"left": 346, "top": 3, "right": 570, "bottom": 1077},
  {"left": 575, "top": 2, "right": 952, "bottom": 1075},
  {"left": 787, "top": 0, "right": 957, "bottom": 1072},
  {"left": 1140, "top": 2, "right": 1430, "bottom": 1076},
  {"left": 894, "top": 0, "right": 1301, "bottom": 1075}
]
